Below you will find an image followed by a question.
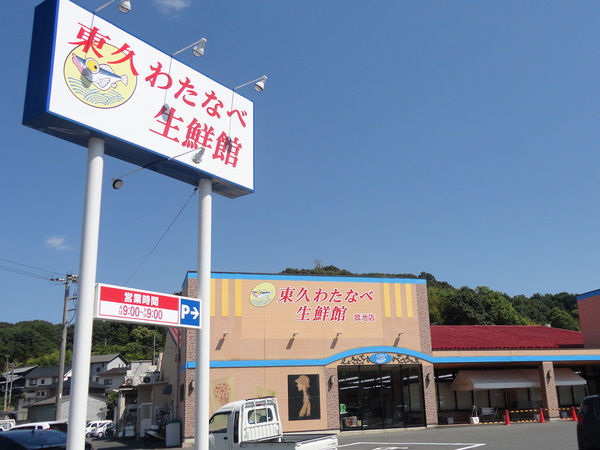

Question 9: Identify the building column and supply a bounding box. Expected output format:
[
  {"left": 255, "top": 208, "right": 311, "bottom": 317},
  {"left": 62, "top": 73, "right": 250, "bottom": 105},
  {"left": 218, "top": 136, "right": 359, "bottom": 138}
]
[
  {"left": 422, "top": 363, "right": 438, "bottom": 425},
  {"left": 539, "top": 362, "right": 559, "bottom": 419},
  {"left": 325, "top": 366, "right": 340, "bottom": 430}
]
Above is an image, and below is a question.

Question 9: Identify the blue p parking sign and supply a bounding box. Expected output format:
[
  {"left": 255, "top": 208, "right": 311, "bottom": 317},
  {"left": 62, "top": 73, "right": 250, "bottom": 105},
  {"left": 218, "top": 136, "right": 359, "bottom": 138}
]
[{"left": 180, "top": 298, "right": 201, "bottom": 328}]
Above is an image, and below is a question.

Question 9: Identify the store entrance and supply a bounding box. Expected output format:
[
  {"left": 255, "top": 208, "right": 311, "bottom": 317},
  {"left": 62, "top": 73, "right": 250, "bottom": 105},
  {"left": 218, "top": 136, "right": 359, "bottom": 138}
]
[{"left": 338, "top": 364, "right": 425, "bottom": 430}]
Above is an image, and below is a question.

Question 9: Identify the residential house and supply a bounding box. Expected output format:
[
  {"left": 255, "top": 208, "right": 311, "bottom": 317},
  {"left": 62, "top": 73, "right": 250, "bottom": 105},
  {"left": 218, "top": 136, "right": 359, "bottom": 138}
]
[
  {"left": 22, "top": 366, "right": 68, "bottom": 409},
  {"left": 27, "top": 393, "right": 108, "bottom": 422},
  {"left": 1, "top": 366, "right": 37, "bottom": 421},
  {"left": 115, "top": 359, "right": 164, "bottom": 438},
  {"left": 97, "top": 366, "right": 127, "bottom": 392},
  {"left": 21, "top": 354, "right": 126, "bottom": 422},
  {"left": 89, "top": 354, "right": 127, "bottom": 384},
  {"left": 1, "top": 366, "right": 37, "bottom": 404}
]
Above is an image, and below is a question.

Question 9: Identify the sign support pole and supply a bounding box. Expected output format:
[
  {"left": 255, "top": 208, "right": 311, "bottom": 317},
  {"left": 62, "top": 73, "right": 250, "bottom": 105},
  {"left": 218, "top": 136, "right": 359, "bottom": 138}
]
[
  {"left": 195, "top": 178, "right": 212, "bottom": 449},
  {"left": 66, "top": 137, "right": 104, "bottom": 450}
]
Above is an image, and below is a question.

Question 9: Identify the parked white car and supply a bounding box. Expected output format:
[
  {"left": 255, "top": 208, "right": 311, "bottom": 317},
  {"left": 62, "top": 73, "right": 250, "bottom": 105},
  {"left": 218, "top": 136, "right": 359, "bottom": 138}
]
[
  {"left": 85, "top": 420, "right": 112, "bottom": 437},
  {"left": 90, "top": 421, "right": 114, "bottom": 438},
  {"left": 8, "top": 421, "right": 68, "bottom": 432}
]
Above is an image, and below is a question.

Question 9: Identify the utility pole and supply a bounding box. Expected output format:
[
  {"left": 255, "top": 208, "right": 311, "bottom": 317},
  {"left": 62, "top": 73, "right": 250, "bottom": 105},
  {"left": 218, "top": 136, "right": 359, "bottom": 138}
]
[
  {"left": 8, "top": 363, "right": 14, "bottom": 408},
  {"left": 51, "top": 274, "right": 78, "bottom": 421},
  {"left": 3, "top": 355, "right": 8, "bottom": 411}
]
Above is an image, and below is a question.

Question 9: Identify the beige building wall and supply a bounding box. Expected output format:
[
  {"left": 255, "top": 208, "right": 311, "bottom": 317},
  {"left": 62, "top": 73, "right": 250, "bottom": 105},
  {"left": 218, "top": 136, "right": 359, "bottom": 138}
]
[
  {"left": 578, "top": 292, "right": 600, "bottom": 348},
  {"left": 177, "top": 273, "right": 434, "bottom": 439}
]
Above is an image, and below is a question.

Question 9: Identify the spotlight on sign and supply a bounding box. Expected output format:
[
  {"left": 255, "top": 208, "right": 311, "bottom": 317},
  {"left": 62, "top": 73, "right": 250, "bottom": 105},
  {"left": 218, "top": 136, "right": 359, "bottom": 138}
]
[
  {"left": 192, "top": 147, "right": 206, "bottom": 164},
  {"left": 234, "top": 75, "right": 268, "bottom": 93},
  {"left": 172, "top": 38, "right": 208, "bottom": 58},
  {"left": 94, "top": 0, "right": 132, "bottom": 13},
  {"left": 118, "top": 0, "right": 131, "bottom": 13}
]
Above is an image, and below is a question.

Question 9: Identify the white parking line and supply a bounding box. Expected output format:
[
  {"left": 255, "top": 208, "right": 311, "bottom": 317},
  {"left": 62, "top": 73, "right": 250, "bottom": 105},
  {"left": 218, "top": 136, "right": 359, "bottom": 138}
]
[{"left": 337, "top": 442, "right": 486, "bottom": 450}]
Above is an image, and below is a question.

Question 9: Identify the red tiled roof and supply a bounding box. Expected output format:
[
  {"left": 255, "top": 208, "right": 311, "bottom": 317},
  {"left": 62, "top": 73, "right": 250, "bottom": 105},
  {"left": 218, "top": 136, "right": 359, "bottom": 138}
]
[{"left": 431, "top": 325, "right": 584, "bottom": 351}]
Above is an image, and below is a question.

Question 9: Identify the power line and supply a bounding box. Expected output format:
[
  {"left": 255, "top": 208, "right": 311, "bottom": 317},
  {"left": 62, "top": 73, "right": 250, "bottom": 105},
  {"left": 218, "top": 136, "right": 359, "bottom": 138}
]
[
  {"left": 0, "top": 257, "right": 58, "bottom": 274},
  {"left": 0, "top": 258, "right": 62, "bottom": 281},
  {"left": 123, "top": 187, "right": 197, "bottom": 286}
]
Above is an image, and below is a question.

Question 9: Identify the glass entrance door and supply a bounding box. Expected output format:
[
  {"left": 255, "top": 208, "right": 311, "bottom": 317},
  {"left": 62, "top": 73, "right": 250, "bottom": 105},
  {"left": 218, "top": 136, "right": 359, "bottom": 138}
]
[
  {"left": 360, "top": 365, "right": 383, "bottom": 429},
  {"left": 338, "top": 364, "right": 425, "bottom": 430}
]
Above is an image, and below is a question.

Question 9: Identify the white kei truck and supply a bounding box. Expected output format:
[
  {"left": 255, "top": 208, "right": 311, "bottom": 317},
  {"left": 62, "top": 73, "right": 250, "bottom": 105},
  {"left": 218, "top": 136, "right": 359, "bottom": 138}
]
[{"left": 208, "top": 397, "right": 338, "bottom": 450}]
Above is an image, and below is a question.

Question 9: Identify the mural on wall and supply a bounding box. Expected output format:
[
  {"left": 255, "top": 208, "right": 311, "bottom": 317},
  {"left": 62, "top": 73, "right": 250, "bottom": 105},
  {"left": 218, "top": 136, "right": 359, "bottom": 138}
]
[
  {"left": 210, "top": 376, "right": 238, "bottom": 412},
  {"left": 287, "top": 374, "right": 320, "bottom": 421}
]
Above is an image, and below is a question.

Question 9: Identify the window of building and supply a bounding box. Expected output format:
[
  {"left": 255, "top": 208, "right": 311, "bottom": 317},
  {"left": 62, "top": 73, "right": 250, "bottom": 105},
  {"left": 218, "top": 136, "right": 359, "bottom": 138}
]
[
  {"left": 436, "top": 382, "right": 456, "bottom": 410},
  {"left": 455, "top": 390, "right": 472, "bottom": 410},
  {"left": 29, "top": 379, "right": 37, "bottom": 386},
  {"left": 558, "top": 385, "right": 587, "bottom": 407},
  {"left": 104, "top": 379, "right": 113, "bottom": 386},
  {"left": 489, "top": 389, "right": 507, "bottom": 409}
]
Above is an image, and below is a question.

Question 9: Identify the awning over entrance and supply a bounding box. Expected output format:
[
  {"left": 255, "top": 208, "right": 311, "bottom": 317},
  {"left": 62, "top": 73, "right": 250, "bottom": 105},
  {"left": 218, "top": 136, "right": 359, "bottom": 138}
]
[
  {"left": 554, "top": 368, "right": 587, "bottom": 386},
  {"left": 451, "top": 368, "right": 586, "bottom": 391}
]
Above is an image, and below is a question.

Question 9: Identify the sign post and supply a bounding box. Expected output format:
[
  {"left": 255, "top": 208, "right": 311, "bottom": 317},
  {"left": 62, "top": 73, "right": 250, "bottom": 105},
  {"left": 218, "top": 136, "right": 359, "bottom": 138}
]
[
  {"left": 196, "top": 178, "right": 212, "bottom": 450},
  {"left": 66, "top": 137, "right": 104, "bottom": 450}
]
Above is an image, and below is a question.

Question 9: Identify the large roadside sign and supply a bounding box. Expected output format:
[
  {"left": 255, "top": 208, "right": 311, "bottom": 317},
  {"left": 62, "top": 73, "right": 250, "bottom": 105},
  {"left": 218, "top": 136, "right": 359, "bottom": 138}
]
[
  {"left": 23, "top": 0, "right": 254, "bottom": 198},
  {"left": 94, "top": 283, "right": 201, "bottom": 329}
]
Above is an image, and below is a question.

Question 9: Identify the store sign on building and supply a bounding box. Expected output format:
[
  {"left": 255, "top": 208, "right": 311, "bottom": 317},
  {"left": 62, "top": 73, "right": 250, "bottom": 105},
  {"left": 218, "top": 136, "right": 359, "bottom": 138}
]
[
  {"left": 23, "top": 0, "right": 254, "bottom": 198},
  {"left": 240, "top": 276, "right": 421, "bottom": 326},
  {"left": 369, "top": 353, "right": 393, "bottom": 364},
  {"left": 95, "top": 283, "right": 201, "bottom": 329}
]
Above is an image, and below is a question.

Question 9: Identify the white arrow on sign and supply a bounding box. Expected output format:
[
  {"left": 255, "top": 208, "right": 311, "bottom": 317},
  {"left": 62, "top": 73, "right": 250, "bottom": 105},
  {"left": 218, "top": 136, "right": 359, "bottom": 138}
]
[{"left": 182, "top": 303, "right": 200, "bottom": 321}]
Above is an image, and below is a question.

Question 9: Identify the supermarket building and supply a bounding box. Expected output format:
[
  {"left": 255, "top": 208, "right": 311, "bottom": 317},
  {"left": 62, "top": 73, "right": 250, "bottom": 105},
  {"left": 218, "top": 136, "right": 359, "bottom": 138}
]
[{"left": 158, "top": 273, "right": 600, "bottom": 441}]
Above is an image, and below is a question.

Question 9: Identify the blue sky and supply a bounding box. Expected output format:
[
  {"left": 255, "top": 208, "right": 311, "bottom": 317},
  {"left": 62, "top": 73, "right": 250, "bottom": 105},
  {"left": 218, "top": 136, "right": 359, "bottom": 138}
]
[{"left": 2, "top": 0, "right": 600, "bottom": 324}]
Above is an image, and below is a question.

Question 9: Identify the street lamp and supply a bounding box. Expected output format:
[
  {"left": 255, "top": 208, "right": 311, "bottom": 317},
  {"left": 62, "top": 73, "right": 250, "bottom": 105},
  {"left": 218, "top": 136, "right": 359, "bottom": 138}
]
[
  {"left": 94, "top": 0, "right": 131, "bottom": 13},
  {"left": 172, "top": 38, "right": 207, "bottom": 58},
  {"left": 234, "top": 76, "right": 268, "bottom": 92}
]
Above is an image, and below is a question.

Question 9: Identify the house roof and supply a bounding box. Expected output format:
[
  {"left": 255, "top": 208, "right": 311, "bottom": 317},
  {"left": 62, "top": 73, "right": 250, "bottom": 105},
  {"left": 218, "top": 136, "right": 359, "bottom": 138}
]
[
  {"left": 98, "top": 367, "right": 127, "bottom": 377},
  {"left": 25, "top": 366, "right": 71, "bottom": 379},
  {"left": 90, "top": 354, "right": 124, "bottom": 363},
  {"left": 28, "top": 394, "right": 107, "bottom": 407},
  {"left": 2, "top": 366, "right": 37, "bottom": 378},
  {"left": 431, "top": 325, "right": 584, "bottom": 351}
]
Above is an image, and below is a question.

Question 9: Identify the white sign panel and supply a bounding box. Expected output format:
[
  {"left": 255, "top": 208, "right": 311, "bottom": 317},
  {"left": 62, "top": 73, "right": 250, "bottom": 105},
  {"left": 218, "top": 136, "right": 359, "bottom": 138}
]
[
  {"left": 95, "top": 283, "right": 201, "bottom": 329},
  {"left": 24, "top": 0, "right": 254, "bottom": 198}
]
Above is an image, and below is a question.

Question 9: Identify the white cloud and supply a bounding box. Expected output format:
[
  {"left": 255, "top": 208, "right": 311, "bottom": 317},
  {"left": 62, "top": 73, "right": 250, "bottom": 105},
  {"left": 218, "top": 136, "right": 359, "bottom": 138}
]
[
  {"left": 153, "top": 0, "right": 192, "bottom": 16},
  {"left": 46, "top": 236, "right": 76, "bottom": 251}
]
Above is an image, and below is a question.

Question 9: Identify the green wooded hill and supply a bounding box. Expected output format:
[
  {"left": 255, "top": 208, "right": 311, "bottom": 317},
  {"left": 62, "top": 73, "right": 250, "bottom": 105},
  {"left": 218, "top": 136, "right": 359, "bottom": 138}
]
[
  {"left": 281, "top": 267, "right": 580, "bottom": 331},
  {"left": 0, "top": 320, "right": 166, "bottom": 368},
  {"left": 0, "top": 268, "right": 580, "bottom": 367}
]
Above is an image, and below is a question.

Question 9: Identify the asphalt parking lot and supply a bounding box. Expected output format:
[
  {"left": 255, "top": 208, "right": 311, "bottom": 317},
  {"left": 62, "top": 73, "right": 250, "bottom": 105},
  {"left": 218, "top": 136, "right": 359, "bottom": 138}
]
[{"left": 89, "top": 419, "right": 579, "bottom": 449}]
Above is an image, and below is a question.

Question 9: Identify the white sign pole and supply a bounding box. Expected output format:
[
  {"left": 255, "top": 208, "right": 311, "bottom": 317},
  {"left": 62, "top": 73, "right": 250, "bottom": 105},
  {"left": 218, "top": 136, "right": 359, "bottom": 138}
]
[
  {"left": 195, "top": 178, "right": 212, "bottom": 449},
  {"left": 67, "top": 137, "right": 104, "bottom": 450}
]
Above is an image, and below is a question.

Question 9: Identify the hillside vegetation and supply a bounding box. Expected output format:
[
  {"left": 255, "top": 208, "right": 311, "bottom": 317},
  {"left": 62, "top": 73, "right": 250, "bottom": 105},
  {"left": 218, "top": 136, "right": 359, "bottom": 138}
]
[{"left": 0, "top": 321, "right": 166, "bottom": 367}]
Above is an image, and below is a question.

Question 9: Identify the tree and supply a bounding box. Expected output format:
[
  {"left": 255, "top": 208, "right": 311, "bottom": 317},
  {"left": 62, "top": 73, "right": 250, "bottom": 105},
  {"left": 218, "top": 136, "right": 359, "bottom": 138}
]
[
  {"left": 549, "top": 307, "right": 580, "bottom": 331},
  {"left": 106, "top": 391, "right": 118, "bottom": 420},
  {"left": 91, "top": 322, "right": 166, "bottom": 361},
  {"left": 476, "top": 286, "right": 527, "bottom": 325},
  {"left": 440, "top": 286, "right": 492, "bottom": 325}
]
